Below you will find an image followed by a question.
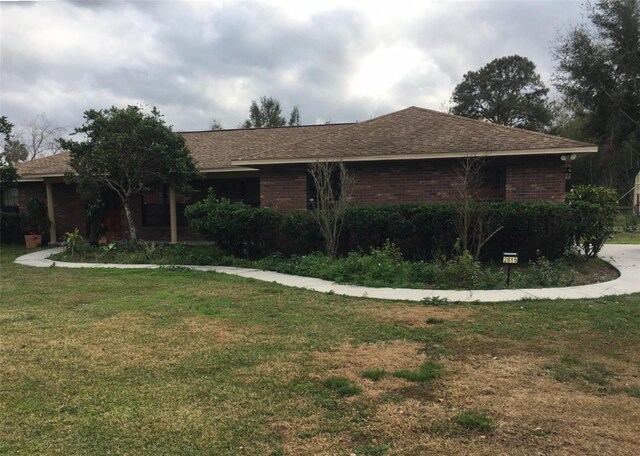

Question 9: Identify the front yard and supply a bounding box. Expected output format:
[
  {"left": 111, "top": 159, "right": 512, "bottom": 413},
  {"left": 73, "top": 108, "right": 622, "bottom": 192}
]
[{"left": 1, "top": 245, "right": 639, "bottom": 455}]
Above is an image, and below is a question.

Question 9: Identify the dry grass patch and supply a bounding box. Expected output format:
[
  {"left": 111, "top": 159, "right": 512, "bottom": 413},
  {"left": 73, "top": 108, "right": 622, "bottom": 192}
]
[
  {"left": 355, "top": 302, "right": 473, "bottom": 328},
  {"left": 77, "top": 313, "right": 251, "bottom": 370},
  {"left": 437, "top": 354, "right": 640, "bottom": 455}
]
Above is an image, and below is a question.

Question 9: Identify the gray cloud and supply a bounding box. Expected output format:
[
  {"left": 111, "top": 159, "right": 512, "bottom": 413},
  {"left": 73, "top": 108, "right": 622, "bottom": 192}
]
[{"left": 0, "top": 0, "right": 585, "bottom": 134}]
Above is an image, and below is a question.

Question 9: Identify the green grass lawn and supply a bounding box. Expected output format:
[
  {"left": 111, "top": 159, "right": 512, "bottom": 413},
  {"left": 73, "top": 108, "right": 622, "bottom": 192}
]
[
  {"left": 2, "top": 245, "right": 639, "bottom": 455},
  {"left": 609, "top": 231, "right": 640, "bottom": 244}
]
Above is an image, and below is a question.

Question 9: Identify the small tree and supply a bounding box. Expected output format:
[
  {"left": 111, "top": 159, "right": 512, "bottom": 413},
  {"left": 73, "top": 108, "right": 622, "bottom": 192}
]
[
  {"left": 453, "top": 156, "right": 503, "bottom": 260},
  {"left": 61, "top": 106, "right": 199, "bottom": 241},
  {"left": 308, "top": 161, "right": 355, "bottom": 259}
]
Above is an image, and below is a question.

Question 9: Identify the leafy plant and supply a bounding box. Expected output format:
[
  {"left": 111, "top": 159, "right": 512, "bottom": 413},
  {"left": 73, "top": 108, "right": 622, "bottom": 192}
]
[
  {"left": 437, "top": 252, "right": 482, "bottom": 289},
  {"left": 20, "top": 198, "right": 51, "bottom": 235},
  {"left": 62, "top": 228, "right": 84, "bottom": 256},
  {"left": 101, "top": 242, "right": 117, "bottom": 253},
  {"left": 140, "top": 240, "right": 158, "bottom": 261}
]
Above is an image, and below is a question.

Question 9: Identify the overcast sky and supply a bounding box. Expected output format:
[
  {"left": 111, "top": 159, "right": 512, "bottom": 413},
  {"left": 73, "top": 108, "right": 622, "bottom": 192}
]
[{"left": 0, "top": 0, "right": 587, "bottom": 134}]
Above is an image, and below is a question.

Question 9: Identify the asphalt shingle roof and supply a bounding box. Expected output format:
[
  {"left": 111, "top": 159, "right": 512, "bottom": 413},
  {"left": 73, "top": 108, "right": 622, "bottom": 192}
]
[
  {"left": 234, "top": 106, "right": 594, "bottom": 163},
  {"left": 15, "top": 106, "right": 594, "bottom": 179}
]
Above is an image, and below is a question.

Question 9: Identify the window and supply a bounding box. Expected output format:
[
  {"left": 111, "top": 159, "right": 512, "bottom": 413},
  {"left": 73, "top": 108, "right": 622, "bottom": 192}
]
[
  {"left": 141, "top": 185, "right": 188, "bottom": 227},
  {"left": 306, "top": 170, "right": 342, "bottom": 210},
  {"left": 478, "top": 164, "right": 506, "bottom": 201},
  {"left": 1, "top": 187, "right": 19, "bottom": 212}
]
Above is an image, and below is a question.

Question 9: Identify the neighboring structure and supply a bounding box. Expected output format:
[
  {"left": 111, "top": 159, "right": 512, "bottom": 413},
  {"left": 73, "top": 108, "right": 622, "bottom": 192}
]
[{"left": 13, "top": 106, "right": 596, "bottom": 243}]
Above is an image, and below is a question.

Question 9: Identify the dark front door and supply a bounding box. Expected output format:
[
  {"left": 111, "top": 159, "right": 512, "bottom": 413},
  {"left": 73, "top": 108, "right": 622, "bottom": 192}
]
[{"left": 102, "top": 192, "right": 122, "bottom": 241}]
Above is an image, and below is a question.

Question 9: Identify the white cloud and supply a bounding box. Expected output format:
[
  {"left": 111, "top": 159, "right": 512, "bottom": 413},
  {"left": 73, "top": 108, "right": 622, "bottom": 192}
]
[{"left": 0, "top": 0, "right": 585, "bottom": 132}]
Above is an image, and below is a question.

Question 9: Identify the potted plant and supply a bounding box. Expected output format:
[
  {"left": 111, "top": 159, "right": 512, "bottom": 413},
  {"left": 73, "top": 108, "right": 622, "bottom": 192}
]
[{"left": 21, "top": 197, "right": 51, "bottom": 248}]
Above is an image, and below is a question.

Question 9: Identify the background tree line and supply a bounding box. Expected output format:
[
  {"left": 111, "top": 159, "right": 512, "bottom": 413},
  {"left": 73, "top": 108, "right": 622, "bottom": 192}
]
[{"left": 449, "top": 0, "right": 639, "bottom": 201}]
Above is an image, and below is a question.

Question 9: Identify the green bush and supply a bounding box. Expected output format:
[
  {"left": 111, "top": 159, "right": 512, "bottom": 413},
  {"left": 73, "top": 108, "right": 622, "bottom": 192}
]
[
  {"left": 186, "top": 193, "right": 615, "bottom": 261},
  {"left": 185, "top": 190, "right": 283, "bottom": 257},
  {"left": 567, "top": 185, "right": 618, "bottom": 258},
  {"left": 0, "top": 211, "right": 22, "bottom": 244},
  {"left": 436, "top": 252, "right": 481, "bottom": 289}
]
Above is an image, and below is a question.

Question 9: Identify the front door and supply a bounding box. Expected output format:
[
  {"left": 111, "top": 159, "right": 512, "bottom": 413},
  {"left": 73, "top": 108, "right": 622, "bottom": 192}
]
[{"left": 102, "top": 192, "right": 122, "bottom": 242}]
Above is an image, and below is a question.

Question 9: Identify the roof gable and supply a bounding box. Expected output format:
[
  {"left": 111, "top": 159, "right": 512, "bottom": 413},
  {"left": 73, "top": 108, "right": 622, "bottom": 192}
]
[{"left": 233, "top": 106, "right": 594, "bottom": 164}]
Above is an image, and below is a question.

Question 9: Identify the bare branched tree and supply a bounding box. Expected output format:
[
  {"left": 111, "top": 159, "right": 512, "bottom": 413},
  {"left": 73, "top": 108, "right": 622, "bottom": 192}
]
[
  {"left": 18, "top": 113, "right": 66, "bottom": 161},
  {"left": 308, "top": 161, "right": 356, "bottom": 259},
  {"left": 453, "top": 155, "right": 503, "bottom": 260}
]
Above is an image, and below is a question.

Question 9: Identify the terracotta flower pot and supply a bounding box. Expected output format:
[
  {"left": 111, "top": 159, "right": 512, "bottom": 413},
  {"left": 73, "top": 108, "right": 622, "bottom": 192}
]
[{"left": 24, "top": 234, "right": 42, "bottom": 249}]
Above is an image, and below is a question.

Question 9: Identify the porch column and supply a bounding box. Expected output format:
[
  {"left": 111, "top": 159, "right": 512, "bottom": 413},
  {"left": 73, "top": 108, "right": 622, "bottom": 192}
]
[
  {"left": 45, "top": 182, "right": 57, "bottom": 243},
  {"left": 169, "top": 185, "right": 177, "bottom": 244}
]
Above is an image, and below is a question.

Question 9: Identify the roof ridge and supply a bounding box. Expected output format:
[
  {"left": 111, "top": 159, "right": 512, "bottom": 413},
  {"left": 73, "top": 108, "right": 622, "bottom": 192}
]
[
  {"left": 178, "top": 122, "right": 355, "bottom": 135},
  {"left": 233, "top": 107, "right": 422, "bottom": 161},
  {"left": 408, "top": 106, "right": 592, "bottom": 146}
]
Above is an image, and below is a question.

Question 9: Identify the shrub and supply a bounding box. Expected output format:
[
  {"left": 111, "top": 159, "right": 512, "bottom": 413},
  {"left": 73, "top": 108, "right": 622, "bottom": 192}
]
[
  {"left": 0, "top": 211, "right": 22, "bottom": 244},
  {"left": 567, "top": 185, "right": 618, "bottom": 259},
  {"left": 436, "top": 252, "right": 481, "bottom": 289},
  {"left": 280, "top": 210, "right": 322, "bottom": 255},
  {"left": 187, "top": 196, "right": 612, "bottom": 261},
  {"left": 185, "top": 190, "right": 283, "bottom": 257}
]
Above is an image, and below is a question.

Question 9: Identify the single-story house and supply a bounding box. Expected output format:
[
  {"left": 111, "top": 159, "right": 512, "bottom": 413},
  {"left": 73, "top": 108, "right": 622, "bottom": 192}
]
[{"left": 10, "top": 106, "right": 596, "bottom": 243}]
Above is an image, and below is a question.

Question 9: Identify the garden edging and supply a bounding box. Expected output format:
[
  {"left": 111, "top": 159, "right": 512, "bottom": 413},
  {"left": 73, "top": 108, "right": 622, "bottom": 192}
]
[{"left": 14, "top": 244, "right": 640, "bottom": 303}]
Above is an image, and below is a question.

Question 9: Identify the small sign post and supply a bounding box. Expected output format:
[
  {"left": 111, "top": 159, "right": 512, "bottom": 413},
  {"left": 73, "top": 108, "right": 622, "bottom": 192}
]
[{"left": 503, "top": 252, "right": 518, "bottom": 287}]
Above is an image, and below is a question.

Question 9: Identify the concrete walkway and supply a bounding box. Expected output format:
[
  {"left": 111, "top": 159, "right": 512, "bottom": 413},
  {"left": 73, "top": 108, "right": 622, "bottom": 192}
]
[{"left": 14, "top": 244, "right": 640, "bottom": 302}]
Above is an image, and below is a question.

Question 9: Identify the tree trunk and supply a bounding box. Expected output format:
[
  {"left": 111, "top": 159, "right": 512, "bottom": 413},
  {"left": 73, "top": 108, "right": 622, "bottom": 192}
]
[{"left": 121, "top": 199, "right": 137, "bottom": 241}]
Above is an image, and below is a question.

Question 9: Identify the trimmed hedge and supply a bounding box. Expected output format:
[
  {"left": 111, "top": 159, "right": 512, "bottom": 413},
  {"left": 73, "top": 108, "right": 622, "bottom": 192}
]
[{"left": 186, "top": 188, "right": 616, "bottom": 260}]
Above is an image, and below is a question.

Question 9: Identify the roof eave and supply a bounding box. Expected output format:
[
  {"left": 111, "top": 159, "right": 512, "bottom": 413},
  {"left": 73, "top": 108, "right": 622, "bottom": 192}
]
[
  {"left": 231, "top": 146, "right": 598, "bottom": 166},
  {"left": 17, "top": 166, "right": 260, "bottom": 182}
]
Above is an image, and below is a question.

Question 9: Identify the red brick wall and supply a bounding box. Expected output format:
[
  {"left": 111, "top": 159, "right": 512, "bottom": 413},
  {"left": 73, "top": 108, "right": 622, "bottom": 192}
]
[
  {"left": 349, "top": 160, "right": 461, "bottom": 204},
  {"left": 258, "top": 156, "right": 566, "bottom": 210},
  {"left": 505, "top": 155, "right": 566, "bottom": 202},
  {"left": 18, "top": 182, "right": 86, "bottom": 242},
  {"left": 260, "top": 165, "right": 308, "bottom": 210},
  {"left": 17, "top": 156, "right": 567, "bottom": 242}
]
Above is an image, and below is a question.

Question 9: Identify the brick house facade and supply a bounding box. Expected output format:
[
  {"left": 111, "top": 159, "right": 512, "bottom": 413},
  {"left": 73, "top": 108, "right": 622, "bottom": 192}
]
[{"left": 13, "top": 107, "right": 595, "bottom": 243}]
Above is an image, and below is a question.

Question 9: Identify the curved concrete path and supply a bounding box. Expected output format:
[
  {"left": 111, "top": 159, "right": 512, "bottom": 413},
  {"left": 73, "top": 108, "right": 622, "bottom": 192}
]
[{"left": 14, "top": 244, "right": 640, "bottom": 302}]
